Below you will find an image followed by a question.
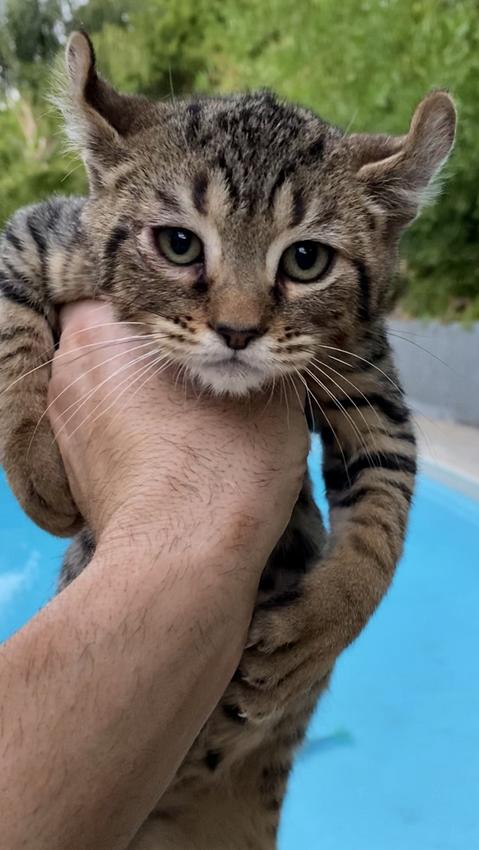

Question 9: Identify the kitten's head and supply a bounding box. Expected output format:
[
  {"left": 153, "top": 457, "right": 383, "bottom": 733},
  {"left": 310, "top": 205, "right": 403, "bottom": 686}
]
[{"left": 61, "top": 31, "right": 456, "bottom": 395}]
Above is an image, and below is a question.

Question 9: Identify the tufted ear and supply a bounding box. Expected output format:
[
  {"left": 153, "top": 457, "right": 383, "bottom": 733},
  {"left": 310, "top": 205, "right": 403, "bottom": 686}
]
[
  {"left": 60, "top": 31, "right": 158, "bottom": 188},
  {"left": 350, "top": 91, "right": 456, "bottom": 226}
]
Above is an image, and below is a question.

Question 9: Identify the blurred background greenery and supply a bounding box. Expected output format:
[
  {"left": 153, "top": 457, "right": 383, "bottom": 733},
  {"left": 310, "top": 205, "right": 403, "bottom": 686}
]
[{"left": 0, "top": 0, "right": 477, "bottom": 319}]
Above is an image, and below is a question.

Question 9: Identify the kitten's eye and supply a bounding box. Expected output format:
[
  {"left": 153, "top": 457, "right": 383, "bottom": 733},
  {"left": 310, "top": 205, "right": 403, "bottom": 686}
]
[
  {"left": 280, "top": 241, "right": 333, "bottom": 283},
  {"left": 154, "top": 227, "right": 203, "bottom": 265}
]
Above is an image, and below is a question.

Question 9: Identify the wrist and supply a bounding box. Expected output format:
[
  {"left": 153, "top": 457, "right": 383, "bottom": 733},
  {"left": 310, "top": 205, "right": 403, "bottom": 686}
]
[
  {"left": 91, "top": 511, "right": 261, "bottom": 658},
  {"left": 96, "top": 499, "right": 268, "bottom": 587}
]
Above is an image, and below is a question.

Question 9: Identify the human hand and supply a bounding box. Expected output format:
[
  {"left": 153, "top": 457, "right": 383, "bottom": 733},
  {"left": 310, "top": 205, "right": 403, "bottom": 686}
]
[{"left": 48, "top": 301, "right": 309, "bottom": 573}]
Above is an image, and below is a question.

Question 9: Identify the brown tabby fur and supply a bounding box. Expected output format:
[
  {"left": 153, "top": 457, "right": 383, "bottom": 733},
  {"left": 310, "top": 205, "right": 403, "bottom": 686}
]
[{"left": 0, "top": 32, "right": 455, "bottom": 848}]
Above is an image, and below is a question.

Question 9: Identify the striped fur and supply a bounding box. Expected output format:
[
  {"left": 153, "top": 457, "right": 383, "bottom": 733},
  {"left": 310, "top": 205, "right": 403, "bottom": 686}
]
[
  {"left": 0, "top": 31, "right": 456, "bottom": 849},
  {"left": 0, "top": 198, "right": 93, "bottom": 535}
]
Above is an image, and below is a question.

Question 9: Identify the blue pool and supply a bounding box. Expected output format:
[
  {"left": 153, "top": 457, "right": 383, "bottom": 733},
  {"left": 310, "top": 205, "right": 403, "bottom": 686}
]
[{"left": 1, "top": 450, "right": 478, "bottom": 849}]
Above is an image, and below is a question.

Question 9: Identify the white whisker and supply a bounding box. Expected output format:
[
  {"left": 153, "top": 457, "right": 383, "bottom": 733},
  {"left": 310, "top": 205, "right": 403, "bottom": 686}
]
[
  {"left": 63, "top": 351, "right": 170, "bottom": 443},
  {"left": 310, "top": 357, "right": 383, "bottom": 428},
  {"left": 281, "top": 376, "right": 291, "bottom": 430},
  {"left": 387, "top": 331, "right": 458, "bottom": 376},
  {"left": 303, "top": 365, "right": 374, "bottom": 464},
  {"left": 261, "top": 374, "right": 277, "bottom": 417},
  {"left": 53, "top": 346, "right": 160, "bottom": 442},
  {"left": 0, "top": 330, "right": 165, "bottom": 398},
  {"left": 291, "top": 366, "right": 350, "bottom": 485},
  {"left": 316, "top": 343, "right": 404, "bottom": 394},
  {"left": 99, "top": 354, "right": 174, "bottom": 434},
  {"left": 28, "top": 338, "right": 158, "bottom": 457},
  {"left": 284, "top": 372, "right": 304, "bottom": 414}
]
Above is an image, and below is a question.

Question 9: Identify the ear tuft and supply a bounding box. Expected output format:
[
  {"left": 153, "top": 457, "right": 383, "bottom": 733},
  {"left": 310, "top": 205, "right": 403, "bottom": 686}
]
[
  {"left": 65, "top": 31, "right": 96, "bottom": 98},
  {"left": 53, "top": 30, "right": 166, "bottom": 189},
  {"left": 53, "top": 30, "right": 127, "bottom": 185}
]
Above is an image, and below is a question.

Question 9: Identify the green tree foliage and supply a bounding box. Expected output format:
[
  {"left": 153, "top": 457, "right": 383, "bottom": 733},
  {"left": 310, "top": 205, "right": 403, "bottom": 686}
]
[
  {"left": 88, "top": 0, "right": 218, "bottom": 97},
  {"left": 0, "top": 0, "right": 63, "bottom": 96},
  {"left": 0, "top": 0, "right": 477, "bottom": 319}
]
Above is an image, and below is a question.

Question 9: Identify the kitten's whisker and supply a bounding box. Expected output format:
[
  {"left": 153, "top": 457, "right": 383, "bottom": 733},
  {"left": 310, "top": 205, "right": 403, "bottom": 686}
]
[
  {"left": 305, "top": 388, "right": 316, "bottom": 432},
  {"left": 278, "top": 376, "right": 285, "bottom": 411},
  {"left": 343, "top": 108, "right": 359, "bottom": 136},
  {"left": 130, "top": 357, "right": 173, "bottom": 401},
  {"left": 62, "top": 319, "right": 152, "bottom": 331},
  {"left": 61, "top": 161, "right": 84, "bottom": 182},
  {"left": 168, "top": 63, "right": 177, "bottom": 105},
  {"left": 54, "top": 339, "right": 158, "bottom": 422},
  {"left": 310, "top": 359, "right": 407, "bottom": 471},
  {"left": 28, "top": 339, "right": 157, "bottom": 457},
  {"left": 387, "top": 331, "right": 458, "bottom": 376},
  {"left": 55, "top": 335, "right": 165, "bottom": 370},
  {"left": 316, "top": 344, "right": 404, "bottom": 394},
  {"left": 53, "top": 346, "right": 160, "bottom": 442},
  {"left": 176, "top": 362, "right": 190, "bottom": 394},
  {"left": 126, "top": 357, "right": 174, "bottom": 405},
  {"left": 0, "top": 331, "right": 163, "bottom": 398},
  {"left": 31, "top": 318, "right": 157, "bottom": 366},
  {"left": 64, "top": 352, "right": 170, "bottom": 443},
  {"left": 302, "top": 365, "right": 373, "bottom": 464},
  {"left": 291, "top": 366, "right": 349, "bottom": 483},
  {"left": 90, "top": 355, "right": 171, "bottom": 433},
  {"left": 281, "top": 376, "right": 291, "bottom": 430},
  {"left": 283, "top": 361, "right": 318, "bottom": 432},
  {"left": 319, "top": 348, "right": 425, "bottom": 453},
  {"left": 173, "top": 361, "right": 188, "bottom": 392},
  {"left": 179, "top": 363, "right": 194, "bottom": 401},
  {"left": 386, "top": 326, "right": 432, "bottom": 338},
  {"left": 66, "top": 346, "right": 164, "bottom": 430},
  {"left": 310, "top": 357, "right": 383, "bottom": 428},
  {"left": 262, "top": 374, "right": 277, "bottom": 417},
  {"left": 284, "top": 372, "right": 304, "bottom": 414}
]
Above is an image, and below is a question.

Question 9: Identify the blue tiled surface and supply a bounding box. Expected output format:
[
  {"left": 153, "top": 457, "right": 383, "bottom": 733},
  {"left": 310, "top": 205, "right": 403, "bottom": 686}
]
[{"left": 1, "top": 456, "right": 478, "bottom": 848}]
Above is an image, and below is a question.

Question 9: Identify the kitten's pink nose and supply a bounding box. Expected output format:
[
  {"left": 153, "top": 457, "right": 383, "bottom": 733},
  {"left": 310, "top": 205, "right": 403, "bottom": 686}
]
[{"left": 213, "top": 323, "right": 262, "bottom": 350}]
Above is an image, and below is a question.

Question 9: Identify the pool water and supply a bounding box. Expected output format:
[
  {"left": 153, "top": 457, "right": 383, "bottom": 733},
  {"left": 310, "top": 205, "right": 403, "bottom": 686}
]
[
  {"left": 0, "top": 474, "right": 65, "bottom": 644},
  {"left": 1, "top": 454, "right": 478, "bottom": 849}
]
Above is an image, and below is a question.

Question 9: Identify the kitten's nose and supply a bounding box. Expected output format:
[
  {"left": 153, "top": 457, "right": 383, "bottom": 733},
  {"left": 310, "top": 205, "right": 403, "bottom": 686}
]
[{"left": 213, "top": 323, "right": 262, "bottom": 350}]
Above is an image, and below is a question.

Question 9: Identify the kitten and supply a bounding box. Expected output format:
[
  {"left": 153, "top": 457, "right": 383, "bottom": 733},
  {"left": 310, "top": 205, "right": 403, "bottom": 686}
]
[{"left": 0, "top": 32, "right": 455, "bottom": 849}]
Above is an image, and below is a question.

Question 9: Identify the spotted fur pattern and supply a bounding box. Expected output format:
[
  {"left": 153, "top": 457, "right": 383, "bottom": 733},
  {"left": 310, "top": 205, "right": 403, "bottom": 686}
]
[{"left": 0, "top": 32, "right": 455, "bottom": 848}]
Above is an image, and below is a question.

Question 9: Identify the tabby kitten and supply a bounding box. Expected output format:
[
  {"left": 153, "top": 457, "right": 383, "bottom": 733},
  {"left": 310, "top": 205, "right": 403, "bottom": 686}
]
[{"left": 0, "top": 32, "right": 455, "bottom": 849}]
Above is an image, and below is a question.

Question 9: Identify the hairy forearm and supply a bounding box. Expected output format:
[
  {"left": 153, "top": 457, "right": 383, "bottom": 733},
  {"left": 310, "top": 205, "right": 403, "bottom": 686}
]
[
  {"left": 0, "top": 300, "right": 307, "bottom": 848},
  {"left": 0, "top": 518, "right": 259, "bottom": 850}
]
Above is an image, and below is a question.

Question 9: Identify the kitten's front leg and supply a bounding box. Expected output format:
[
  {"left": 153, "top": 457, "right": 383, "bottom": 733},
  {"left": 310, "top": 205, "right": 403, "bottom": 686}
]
[
  {"left": 0, "top": 199, "right": 92, "bottom": 536},
  {"left": 225, "top": 344, "right": 416, "bottom": 722}
]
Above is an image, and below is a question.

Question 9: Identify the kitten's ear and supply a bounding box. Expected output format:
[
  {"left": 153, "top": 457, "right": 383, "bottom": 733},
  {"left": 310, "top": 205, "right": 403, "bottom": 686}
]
[
  {"left": 61, "top": 32, "right": 155, "bottom": 187},
  {"left": 350, "top": 91, "right": 456, "bottom": 226}
]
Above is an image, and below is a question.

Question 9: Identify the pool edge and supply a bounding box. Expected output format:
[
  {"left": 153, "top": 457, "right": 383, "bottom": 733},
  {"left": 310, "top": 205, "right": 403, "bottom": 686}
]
[{"left": 420, "top": 457, "right": 479, "bottom": 504}]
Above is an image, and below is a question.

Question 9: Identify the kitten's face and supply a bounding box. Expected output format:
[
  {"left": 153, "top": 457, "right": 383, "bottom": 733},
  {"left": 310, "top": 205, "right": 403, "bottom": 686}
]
[
  {"left": 89, "top": 96, "right": 379, "bottom": 395},
  {"left": 64, "top": 33, "right": 455, "bottom": 396}
]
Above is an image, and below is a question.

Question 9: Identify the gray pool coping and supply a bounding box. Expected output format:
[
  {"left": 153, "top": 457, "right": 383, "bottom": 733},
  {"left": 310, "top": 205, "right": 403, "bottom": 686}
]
[
  {"left": 389, "top": 319, "right": 479, "bottom": 429},
  {"left": 413, "top": 411, "right": 479, "bottom": 502}
]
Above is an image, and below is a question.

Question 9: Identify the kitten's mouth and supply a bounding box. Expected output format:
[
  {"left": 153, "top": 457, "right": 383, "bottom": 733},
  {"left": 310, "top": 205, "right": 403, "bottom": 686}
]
[
  {"left": 203, "top": 354, "right": 255, "bottom": 371},
  {"left": 188, "top": 353, "right": 268, "bottom": 395}
]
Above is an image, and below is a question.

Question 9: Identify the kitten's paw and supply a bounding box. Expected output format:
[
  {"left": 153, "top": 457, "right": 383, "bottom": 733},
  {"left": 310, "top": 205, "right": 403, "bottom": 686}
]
[
  {"left": 223, "top": 576, "right": 344, "bottom": 724},
  {"left": 224, "top": 642, "right": 332, "bottom": 725},
  {"left": 4, "top": 418, "right": 82, "bottom": 537}
]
